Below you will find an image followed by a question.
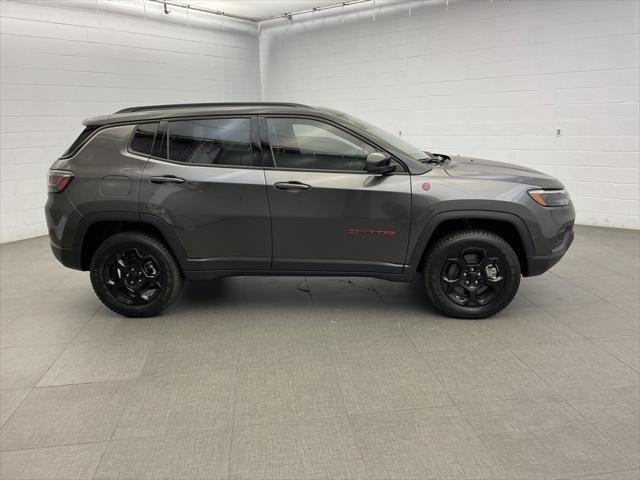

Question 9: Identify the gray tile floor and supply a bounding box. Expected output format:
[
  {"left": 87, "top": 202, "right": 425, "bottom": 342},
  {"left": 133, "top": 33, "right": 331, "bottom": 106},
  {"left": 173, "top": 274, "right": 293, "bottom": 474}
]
[{"left": 0, "top": 225, "right": 638, "bottom": 479}]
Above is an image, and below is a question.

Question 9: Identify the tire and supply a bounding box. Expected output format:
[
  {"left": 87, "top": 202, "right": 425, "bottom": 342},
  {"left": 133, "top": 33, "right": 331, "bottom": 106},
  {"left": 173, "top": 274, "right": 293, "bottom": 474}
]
[
  {"left": 90, "top": 232, "right": 183, "bottom": 317},
  {"left": 422, "top": 229, "right": 521, "bottom": 319}
]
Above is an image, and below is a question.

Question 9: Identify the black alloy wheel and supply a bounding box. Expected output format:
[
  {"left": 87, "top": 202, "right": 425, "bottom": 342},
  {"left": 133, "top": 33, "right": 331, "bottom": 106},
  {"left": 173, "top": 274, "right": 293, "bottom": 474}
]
[
  {"left": 103, "top": 247, "right": 164, "bottom": 306},
  {"left": 90, "top": 232, "right": 183, "bottom": 317},
  {"left": 441, "top": 247, "right": 505, "bottom": 307},
  {"left": 423, "top": 230, "right": 521, "bottom": 319}
]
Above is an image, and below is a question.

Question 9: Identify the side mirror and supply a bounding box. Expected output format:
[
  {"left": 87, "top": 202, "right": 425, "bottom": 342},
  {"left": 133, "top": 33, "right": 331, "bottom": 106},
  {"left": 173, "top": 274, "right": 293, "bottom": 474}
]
[{"left": 366, "top": 151, "right": 395, "bottom": 175}]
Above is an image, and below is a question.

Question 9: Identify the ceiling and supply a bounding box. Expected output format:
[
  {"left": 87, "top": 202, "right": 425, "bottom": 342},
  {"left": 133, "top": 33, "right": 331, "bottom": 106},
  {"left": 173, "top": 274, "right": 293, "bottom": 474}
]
[{"left": 185, "top": 1, "right": 348, "bottom": 20}]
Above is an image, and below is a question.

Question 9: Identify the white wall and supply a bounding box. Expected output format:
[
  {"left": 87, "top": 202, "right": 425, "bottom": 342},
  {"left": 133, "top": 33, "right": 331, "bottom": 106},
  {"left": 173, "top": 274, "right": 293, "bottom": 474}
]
[
  {"left": 261, "top": 0, "right": 640, "bottom": 229},
  {"left": 0, "top": 0, "right": 261, "bottom": 243},
  {"left": 1, "top": 0, "right": 638, "bottom": 244}
]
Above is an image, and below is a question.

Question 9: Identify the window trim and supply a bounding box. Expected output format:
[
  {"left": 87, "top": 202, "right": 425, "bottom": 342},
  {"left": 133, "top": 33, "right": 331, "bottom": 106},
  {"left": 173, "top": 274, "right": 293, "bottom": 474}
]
[
  {"left": 260, "top": 114, "right": 408, "bottom": 175},
  {"left": 128, "top": 115, "right": 262, "bottom": 170}
]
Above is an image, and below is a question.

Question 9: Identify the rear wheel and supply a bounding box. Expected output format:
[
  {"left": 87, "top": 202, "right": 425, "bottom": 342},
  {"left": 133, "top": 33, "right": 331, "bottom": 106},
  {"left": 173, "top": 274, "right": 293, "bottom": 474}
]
[
  {"left": 422, "top": 230, "right": 520, "bottom": 319},
  {"left": 90, "top": 232, "right": 183, "bottom": 317}
]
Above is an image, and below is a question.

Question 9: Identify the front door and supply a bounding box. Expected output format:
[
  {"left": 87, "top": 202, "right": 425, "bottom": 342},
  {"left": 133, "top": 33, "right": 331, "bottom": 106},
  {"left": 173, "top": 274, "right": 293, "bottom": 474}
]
[
  {"left": 262, "top": 116, "right": 411, "bottom": 273},
  {"left": 138, "top": 116, "right": 271, "bottom": 270}
]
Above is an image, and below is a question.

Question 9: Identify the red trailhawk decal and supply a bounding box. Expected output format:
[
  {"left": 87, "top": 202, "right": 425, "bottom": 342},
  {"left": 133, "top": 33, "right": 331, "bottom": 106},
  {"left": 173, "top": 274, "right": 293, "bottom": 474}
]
[{"left": 347, "top": 228, "right": 398, "bottom": 237}]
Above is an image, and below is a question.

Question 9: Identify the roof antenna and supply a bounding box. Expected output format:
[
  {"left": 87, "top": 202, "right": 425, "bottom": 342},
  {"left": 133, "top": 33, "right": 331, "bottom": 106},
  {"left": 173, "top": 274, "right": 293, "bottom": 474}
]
[{"left": 163, "top": 1, "right": 170, "bottom": 14}]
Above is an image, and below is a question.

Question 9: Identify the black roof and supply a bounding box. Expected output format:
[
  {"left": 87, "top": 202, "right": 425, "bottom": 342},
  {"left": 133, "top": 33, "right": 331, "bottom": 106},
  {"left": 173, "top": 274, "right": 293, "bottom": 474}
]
[
  {"left": 84, "top": 102, "right": 319, "bottom": 127},
  {"left": 115, "top": 102, "right": 310, "bottom": 113}
]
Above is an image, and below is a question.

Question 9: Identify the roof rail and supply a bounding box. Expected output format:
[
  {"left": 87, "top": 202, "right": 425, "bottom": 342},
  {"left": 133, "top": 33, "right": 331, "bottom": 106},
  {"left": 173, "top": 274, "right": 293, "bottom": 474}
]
[{"left": 115, "top": 102, "right": 310, "bottom": 114}]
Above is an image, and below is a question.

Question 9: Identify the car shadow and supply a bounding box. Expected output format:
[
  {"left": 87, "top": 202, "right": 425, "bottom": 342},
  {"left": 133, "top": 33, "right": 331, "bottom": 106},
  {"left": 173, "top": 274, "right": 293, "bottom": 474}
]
[{"left": 171, "top": 275, "right": 444, "bottom": 318}]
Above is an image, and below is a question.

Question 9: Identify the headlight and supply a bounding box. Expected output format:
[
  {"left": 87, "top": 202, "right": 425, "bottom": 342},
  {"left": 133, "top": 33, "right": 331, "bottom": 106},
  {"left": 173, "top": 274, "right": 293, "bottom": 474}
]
[{"left": 528, "top": 189, "right": 570, "bottom": 207}]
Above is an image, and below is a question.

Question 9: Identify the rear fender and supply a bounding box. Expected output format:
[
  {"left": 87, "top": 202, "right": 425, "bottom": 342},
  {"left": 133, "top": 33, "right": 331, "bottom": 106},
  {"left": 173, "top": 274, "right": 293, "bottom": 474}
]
[{"left": 67, "top": 212, "right": 188, "bottom": 271}]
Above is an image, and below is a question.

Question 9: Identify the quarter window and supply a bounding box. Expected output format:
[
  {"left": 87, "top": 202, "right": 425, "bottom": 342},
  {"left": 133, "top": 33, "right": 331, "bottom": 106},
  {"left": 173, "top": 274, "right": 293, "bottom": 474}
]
[
  {"left": 62, "top": 126, "right": 98, "bottom": 157},
  {"left": 266, "top": 118, "right": 376, "bottom": 172},
  {"left": 154, "top": 118, "right": 253, "bottom": 167}
]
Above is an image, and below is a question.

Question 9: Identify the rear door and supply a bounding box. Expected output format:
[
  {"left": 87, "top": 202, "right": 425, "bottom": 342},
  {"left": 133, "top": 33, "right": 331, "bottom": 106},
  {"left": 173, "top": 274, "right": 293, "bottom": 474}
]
[
  {"left": 261, "top": 116, "right": 412, "bottom": 273},
  {"left": 138, "top": 116, "right": 271, "bottom": 270}
]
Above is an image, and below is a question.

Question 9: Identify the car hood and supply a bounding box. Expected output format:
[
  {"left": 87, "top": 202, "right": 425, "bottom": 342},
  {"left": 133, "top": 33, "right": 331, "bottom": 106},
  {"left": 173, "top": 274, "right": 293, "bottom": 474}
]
[{"left": 442, "top": 156, "right": 564, "bottom": 189}]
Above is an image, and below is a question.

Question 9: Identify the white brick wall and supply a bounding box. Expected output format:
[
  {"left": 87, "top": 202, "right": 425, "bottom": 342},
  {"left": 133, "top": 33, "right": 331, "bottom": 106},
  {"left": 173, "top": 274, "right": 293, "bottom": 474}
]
[
  {"left": 1, "top": 0, "right": 638, "bottom": 244},
  {"left": 0, "top": 0, "right": 261, "bottom": 243},
  {"left": 261, "top": 0, "right": 640, "bottom": 229}
]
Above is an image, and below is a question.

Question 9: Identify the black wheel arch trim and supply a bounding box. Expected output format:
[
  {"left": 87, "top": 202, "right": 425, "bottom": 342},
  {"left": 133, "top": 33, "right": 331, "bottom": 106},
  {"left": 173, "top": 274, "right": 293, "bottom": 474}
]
[
  {"left": 68, "top": 212, "right": 189, "bottom": 271},
  {"left": 405, "top": 210, "right": 536, "bottom": 274}
]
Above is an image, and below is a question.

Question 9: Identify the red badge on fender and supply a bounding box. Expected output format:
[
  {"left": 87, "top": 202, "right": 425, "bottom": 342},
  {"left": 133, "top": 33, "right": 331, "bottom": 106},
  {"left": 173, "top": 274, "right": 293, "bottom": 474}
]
[{"left": 422, "top": 182, "right": 431, "bottom": 191}]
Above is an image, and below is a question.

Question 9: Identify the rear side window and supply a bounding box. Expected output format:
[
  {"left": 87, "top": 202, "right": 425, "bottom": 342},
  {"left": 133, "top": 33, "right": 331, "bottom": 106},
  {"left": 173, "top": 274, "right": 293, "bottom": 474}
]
[
  {"left": 154, "top": 118, "right": 254, "bottom": 167},
  {"left": 62, "top": 126, "right": 98, "bottom": 157},
  {"left": 129, "top": 123, "right": 158, "bottom": 156}
]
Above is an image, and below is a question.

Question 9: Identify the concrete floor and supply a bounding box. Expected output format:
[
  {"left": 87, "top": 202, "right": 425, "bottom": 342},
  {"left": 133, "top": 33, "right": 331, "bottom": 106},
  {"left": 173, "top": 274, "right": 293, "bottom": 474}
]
[{"left": 0, "top": 225, "right": 638, "bottom": 480}]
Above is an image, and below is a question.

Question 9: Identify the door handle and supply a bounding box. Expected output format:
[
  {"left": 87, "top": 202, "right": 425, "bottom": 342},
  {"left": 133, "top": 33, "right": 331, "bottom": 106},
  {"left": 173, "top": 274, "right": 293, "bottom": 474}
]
[
  {"left": 274, "top": 181, "right": 310, "bottom": 191},
  {"left": 150, "top": 176, "right": 185, "bottom": 184}
]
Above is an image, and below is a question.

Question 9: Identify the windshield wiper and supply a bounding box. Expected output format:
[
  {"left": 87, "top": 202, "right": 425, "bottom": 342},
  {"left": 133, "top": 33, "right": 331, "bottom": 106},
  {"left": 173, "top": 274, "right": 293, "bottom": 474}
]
[{"left": 422, "top": 151, "right": 451, "bottom": 165}]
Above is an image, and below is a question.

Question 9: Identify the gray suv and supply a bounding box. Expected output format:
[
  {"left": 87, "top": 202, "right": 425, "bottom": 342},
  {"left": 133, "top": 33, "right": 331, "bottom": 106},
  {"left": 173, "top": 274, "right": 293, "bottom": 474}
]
[{"left": 45, "top": 102, "right": 575, "bottom": 318}]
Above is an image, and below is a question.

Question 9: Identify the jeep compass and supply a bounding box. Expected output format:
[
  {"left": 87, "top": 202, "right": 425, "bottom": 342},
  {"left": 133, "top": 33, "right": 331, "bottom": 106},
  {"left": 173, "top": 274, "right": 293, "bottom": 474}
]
[{"left": 45, "top": 103, "right": 575, "bottom": 318}]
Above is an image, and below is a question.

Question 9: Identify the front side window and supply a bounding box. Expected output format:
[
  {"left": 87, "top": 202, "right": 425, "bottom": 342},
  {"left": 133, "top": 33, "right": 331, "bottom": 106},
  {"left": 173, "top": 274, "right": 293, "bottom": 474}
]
[
  {"left": 266, "top": 118, "right": 376, "bottom": 171},
  {"left": 154, "top": 118, "right": 253, "bottom": 167}
]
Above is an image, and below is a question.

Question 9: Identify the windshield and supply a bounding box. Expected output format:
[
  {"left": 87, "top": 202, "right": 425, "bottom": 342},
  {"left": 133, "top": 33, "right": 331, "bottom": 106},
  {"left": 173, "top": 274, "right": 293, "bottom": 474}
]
[{"left": 332, "top": 111, "right": 428, "bottom": 161}]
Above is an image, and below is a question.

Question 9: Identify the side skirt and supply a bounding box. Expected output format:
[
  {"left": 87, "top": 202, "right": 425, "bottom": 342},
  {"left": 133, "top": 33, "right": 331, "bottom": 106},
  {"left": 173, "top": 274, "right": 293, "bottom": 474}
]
[{"left": 184, "top": 269, "right": 416, "bottom": 283}]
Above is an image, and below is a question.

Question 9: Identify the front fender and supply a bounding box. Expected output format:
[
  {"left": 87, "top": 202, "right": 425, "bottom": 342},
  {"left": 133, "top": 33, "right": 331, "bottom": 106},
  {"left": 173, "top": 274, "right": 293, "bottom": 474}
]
[{"left": 405, "top": 207, "right": 536, "bottom": 273}]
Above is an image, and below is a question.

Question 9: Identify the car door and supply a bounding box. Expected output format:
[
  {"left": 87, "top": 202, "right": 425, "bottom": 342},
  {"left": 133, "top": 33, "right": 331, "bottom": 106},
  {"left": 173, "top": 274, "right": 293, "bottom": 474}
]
[
  {"left": 262, "top": 116, "right": 412, "bottom": 273},
  {"left": 138, "top": 116, "right": 271, "bottom": 270}
]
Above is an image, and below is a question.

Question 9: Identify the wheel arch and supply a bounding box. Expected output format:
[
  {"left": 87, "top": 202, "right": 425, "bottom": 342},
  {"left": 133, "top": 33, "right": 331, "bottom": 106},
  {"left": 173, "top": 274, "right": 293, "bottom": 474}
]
[
  {"left": 74, "top": 213, "right": 187, "bottom": 271},
  {"left": 408, "top": 211, "right": 535, "bottom": 276}
]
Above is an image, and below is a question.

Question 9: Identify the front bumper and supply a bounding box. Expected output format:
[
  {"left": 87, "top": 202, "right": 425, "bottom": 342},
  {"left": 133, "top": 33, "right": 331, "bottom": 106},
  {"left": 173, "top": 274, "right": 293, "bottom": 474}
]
[{"left": 525, "top": 222, "right": 574, "bottom": 276}]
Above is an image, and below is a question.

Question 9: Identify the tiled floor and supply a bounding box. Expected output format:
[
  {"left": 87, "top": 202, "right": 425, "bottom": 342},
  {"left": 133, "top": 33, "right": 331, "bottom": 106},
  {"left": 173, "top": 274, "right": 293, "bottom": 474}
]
[{"left": 0, "top": 225, "right": 638, "bottom": 480}]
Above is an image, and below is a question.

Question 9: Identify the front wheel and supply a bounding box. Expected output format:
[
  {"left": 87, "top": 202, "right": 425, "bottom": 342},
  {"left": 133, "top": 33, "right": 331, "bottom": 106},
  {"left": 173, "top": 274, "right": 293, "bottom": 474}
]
[
  {"left": 90, "top": 232, "right": 183, "bottom": 317},
  {"left": 422, "top": 230, "right": 521, "bottom": 319}
]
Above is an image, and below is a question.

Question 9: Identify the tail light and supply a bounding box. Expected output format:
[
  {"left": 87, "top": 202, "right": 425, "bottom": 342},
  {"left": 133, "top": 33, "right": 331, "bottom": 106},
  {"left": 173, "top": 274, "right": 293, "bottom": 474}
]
[{"left": 48, "top": 170, "right": 74, "bottom": 193}]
